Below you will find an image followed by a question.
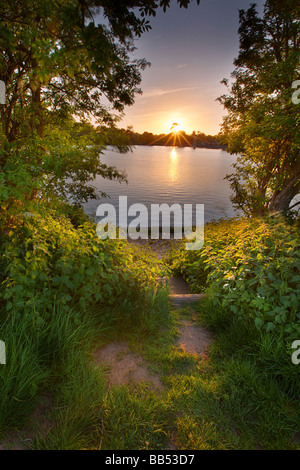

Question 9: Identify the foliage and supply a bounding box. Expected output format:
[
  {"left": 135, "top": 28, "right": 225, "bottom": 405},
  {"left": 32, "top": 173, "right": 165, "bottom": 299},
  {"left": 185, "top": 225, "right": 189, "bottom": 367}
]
[
  {"left": 0, "top": 209, "right": 169, "bottom": 436},
  {"left": 0, "top": 123, "right": 130, "bottom": 237},
  {"left": 0, "top": 0, "right": 200, "bottom": 225},
  {"left": 0, "top": 211, "right": 165, "bottom": 321},
  {"left": 1, "top": 1, "right": 203, "bottom": 440},
  {"left": 218, "top": 0, "right": 300, "bottom": 215},
  {"left": 168, "top": 216, "right": 300, "bottom": 341}
]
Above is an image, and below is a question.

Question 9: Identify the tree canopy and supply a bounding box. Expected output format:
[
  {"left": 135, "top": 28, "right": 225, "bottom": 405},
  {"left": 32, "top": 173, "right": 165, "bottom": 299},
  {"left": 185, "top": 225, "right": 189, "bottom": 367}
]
[
  {"left": 218, "top": 0, "right": 300, "bottom": 216},
  {"left": 0, "top": 0, "right": 200, "bottom": 230}
]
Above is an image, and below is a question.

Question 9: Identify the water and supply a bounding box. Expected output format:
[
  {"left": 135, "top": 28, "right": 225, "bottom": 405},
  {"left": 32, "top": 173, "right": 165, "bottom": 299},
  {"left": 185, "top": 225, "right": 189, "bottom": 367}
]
[{"left": 83, "top": 145, "right": 240, "bottom": 227}]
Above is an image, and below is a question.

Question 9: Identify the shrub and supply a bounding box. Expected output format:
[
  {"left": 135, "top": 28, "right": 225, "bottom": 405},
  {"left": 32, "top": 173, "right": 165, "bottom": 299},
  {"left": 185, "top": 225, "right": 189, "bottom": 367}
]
[
  {"left": 0, "top": 211, "right": 164, "bottom": 324},
  {"left": 169, "top": 216, "right": 300, "bottom": 341}
]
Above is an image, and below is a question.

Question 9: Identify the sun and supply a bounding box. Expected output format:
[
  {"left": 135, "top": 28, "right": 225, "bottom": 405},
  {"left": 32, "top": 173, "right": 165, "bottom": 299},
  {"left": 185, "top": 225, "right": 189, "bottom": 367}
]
[
  {"left": 170, "top": 122, "right": 183, "bottom": 134},
  {"left": 165, "top": 120, "right": 192, "bottom": 147}
]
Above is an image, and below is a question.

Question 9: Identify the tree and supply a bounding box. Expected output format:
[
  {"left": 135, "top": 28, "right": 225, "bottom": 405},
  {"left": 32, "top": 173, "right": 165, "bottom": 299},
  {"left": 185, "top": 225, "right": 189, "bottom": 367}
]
[
  {"left": 0, "top": 0, "right": 200, "bottom": 228},
  {"left": 218, "top": 0, "right": 300, "bottom": 216}
]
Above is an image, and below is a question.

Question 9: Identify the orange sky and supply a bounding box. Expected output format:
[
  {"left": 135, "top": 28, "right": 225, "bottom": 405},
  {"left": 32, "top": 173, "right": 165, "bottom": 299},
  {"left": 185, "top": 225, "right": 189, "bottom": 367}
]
[
  {"left": 116, "top": 0, "right": 265, "bottom": 136},
  {"left": 119, "top": 71, "right": 228, "bottom": 136}
]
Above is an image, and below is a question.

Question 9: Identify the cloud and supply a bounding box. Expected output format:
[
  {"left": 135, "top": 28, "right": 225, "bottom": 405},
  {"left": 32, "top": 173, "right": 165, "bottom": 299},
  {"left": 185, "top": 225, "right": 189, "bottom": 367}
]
[{"left": 139, "top": 86, "right": 203, "bottom": 100}]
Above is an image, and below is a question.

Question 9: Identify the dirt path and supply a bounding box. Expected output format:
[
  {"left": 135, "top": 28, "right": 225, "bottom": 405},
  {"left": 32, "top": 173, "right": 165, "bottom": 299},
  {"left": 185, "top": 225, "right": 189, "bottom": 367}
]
[
  {"left": 93, "top": 341, "right": 163, "bottom": 389},
  {"left": 90, "top": 238, "right": 213, "bottom": 451},
  {"left": 178, "top": 319, "right": 212, "bottom": 357},
  {"left": 95, "top": 238, "right": 212, "bottom": 389}
]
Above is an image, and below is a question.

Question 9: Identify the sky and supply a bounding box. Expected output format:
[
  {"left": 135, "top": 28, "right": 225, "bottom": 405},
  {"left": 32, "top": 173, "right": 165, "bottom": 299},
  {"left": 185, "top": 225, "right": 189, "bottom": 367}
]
[{"left": 117, "top": 0, "right": 266, "bottom": 136}]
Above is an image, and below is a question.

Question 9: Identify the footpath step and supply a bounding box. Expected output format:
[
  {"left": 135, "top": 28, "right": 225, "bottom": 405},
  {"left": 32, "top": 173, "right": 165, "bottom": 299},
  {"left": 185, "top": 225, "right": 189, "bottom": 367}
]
[
  {"left": 169, "top": 293, "right": 206, "bottom": 306},
  {"left": 156, "top": 276, "right": 205, "bottom": 306}
]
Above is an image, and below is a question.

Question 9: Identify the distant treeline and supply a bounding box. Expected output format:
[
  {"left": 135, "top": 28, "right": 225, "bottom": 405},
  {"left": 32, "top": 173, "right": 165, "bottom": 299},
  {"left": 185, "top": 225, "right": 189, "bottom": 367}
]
[
  {"left": 71, "top": 123, "right": 227, "bottom": 149},
  {"left": 121, "top": 128, "right": 227, "bottom": 149}
]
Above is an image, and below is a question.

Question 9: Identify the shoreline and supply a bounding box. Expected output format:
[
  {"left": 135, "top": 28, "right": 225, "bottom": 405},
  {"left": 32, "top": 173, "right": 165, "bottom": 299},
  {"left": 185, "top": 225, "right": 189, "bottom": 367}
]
[{"left": 131, "top": 143, "right": 227, "bottom": 150}]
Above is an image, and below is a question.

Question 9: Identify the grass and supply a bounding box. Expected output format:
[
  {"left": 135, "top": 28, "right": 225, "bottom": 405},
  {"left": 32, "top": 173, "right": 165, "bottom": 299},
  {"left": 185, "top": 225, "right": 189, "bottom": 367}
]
[
  {"left": 1, "top": 293, "right": 299, "bottom": 450},
  {"left": 1, "top": 218, "right": 299, "bottom": 450},
  {"left": 0, "top": 273, "right": 171, "bottom": 448},
  {"left": 48, "top": 300, "right": 300, "bottom": 450}
]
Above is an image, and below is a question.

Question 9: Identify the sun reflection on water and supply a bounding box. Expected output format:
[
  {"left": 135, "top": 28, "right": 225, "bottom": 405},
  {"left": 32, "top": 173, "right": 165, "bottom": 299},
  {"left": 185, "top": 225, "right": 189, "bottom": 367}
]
[{"left": 169, "top": 147, "right": 178, "bottom": 182}]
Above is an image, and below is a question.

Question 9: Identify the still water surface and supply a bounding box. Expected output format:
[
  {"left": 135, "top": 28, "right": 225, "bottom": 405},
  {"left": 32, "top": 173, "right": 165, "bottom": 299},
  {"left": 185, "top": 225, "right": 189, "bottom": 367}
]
[{"left": 83, "top": 146, "right": 240, "bottom": 226}]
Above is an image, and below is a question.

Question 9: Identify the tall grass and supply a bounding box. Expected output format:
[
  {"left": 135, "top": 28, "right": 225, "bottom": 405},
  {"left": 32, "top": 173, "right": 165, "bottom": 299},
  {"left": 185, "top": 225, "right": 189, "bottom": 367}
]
[
  {"left": 0, "top": 310, "right": 48, "bottom": 431},
  {"left": 0, "top": 278, "right": 170, "bottom": 446},
  {"left": 0, "top": 302, "right": 100, "bottom": 436}
]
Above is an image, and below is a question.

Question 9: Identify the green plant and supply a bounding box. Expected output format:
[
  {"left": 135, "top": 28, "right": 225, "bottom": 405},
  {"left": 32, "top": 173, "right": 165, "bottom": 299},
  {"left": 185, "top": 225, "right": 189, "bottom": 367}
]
[
  {"left": 1, "top": 212, "right": 165, "bottom": 321},
  {"left": 170, "top": 216, "right": 300, "bottom": 341}
]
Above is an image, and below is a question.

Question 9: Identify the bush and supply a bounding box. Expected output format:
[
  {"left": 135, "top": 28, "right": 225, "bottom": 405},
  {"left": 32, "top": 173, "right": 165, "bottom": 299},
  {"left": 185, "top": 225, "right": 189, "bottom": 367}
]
[
  {"left": 0, "top": 211, "right": 163, "bottom": 323},
  {"left": 0, "top": 210, "right": 168, "bottom": 435},
  {"left": 169, "top": 216, "right": 300, "bottom": 341}
]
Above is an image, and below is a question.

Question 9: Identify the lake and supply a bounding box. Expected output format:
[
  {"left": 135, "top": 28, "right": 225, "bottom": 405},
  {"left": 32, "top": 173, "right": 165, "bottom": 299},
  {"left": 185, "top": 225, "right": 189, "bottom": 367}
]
[{"left": 83, "top": 145, "right": 240, "bottom": 227}]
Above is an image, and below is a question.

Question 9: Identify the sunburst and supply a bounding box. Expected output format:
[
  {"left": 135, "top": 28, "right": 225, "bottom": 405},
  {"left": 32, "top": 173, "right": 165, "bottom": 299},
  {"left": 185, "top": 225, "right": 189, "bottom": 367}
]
[{"left": 146, "top": 120, "right": 192, "bottom": 147}]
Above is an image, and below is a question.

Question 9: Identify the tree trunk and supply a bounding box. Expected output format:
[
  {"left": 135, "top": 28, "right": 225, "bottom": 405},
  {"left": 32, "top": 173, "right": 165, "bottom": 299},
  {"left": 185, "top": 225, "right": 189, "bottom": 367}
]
[{"left": 268, "top": 174, "right": 300, "bottom": 213}]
